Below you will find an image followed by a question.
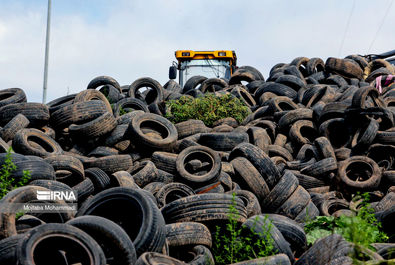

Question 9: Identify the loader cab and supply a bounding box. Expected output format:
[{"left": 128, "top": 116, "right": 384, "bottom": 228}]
[{"left": 169, "top": 50, "right": 237, "bottom": 88}]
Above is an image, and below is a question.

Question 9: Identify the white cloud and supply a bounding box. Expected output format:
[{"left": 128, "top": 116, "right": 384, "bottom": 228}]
[{"left": 0, "top": 0, "right": 394, "bottom": 103}]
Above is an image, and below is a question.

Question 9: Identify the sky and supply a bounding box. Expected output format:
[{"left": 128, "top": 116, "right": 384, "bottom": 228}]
[{"left": 0, "top": 0, "right": 394, "bottom": 103}]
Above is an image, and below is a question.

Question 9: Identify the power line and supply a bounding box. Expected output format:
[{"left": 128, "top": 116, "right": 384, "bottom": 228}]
[
  {"left": 367, "top": 0, "right": 394, "bottom": 54},
  {"left": 338, "top": 0, "right": 356, "bottom": 57}
]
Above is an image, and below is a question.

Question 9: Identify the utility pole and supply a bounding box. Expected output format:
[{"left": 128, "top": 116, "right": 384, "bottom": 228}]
[{"left": 42, "top": 0, "right": 51, "bottom": 103}]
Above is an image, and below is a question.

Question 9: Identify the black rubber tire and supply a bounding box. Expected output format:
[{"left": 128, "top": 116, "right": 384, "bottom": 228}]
[
  {"left": 29, "top": 179, "right": 72, "bottom": 193},
  {"left": 278, "top": 108, "right": 313, "bottom": 133},
  {"left": 69, "top": 111, "right": 117, "bottom": 140},
  {"left": 0, "top": 234, "right": 24, "bottom": 265},
  {"left": 318, "top": 102, "right": 349, "bottom": 123},
  {"left": 84, "top": 167, "right": 111, "bottom": 193},
  {"left": 246, "top": 126, "right": 271, "bottom": 152},
  {"left": 127, "top": 112, "right": 178, "bottom": 151},
  {"left": 46, "top": 93, "right": 76, "bottom": 114},
  {"left": 188, "top": 245, "right": 215, "bottom": 265},
  {"left": 99, "top": 84, "right": 124, "bottom": 104},
  {"left": 289, "top": 120, "right": 318, "bottom": 146},
  {"left": 12, "top": 158, "right": 56, "bottom": 182},
  {"left": 128, "top": 77, "right": 164, "bottom": 104},
  {"left": 135, "top": 252, "right": 185, "bottom": 265},
  {"left": 319, "top": 198, "right": 350, "bottom": 216},
  {"left": 294, "top": 201, "right": 319, "bottom": 223},
  {"left": 267, "top": 145, "right": 293, "bottom": 161},
  {"left": 295, "top": 234, "right": 351, "bottom": 265},
  {"left": 111, "top": 170, "right": 139, "bottom": 189},
  {"left": 275, "top": 186, "right": 311, "bottom": 219},
  {"left": 306, "top": 57, "right": 325, "bottom": 75},
  {"left": 266, "top": 214, "right": 307, "bottom": 256},
  {"left": 325, "top": 57, "right": 363, "bottom": 79},
  {"left": 300, "top": 157, "right": 338, "bottom": 180},
  {"left": 276, "top": 75, "right": 306, "bottom": 91},
  {"left": 72, "top": 178, "right": 94, "bottom": 202},
  {"left": 73, "top": 89, "right": 113, "bottom": 115},
  {"left": 350, "top": 118, "right": 379, "bottom": 153},
  {"left": 131, "top": 160, "right": 171, "bottom": 187},
  {"left": 230, "top": 157, "right": 270, "bottom": 203},
  {"left": 199, "top": 78, "right": 228, "bottom": 93},
  {"left": 374, "top": 243, "right": 395, "bottom": 259},
  {"left": 50, "top": 100, "right": 108, "bottom": 130},
  {"left": 143, "top": 182, "right": 166, "bottom": 196},
  {"left": 161, "top": 193, "right": 247, "bottom": 224},
  {"left": 0, "top": 113, "right": 30, "bottom": 142},
  {"left": 67, "top": 215, "right": 137, "bottom": 265},
  {"left": 17, "top": 223, "right": 106, "bottom": 265},
  {"left": 176, "top": 146, "right": 221, "bottom": 187},
  {"left": 165, "top": 222, "right": 212, "bottom": 248},
  {"left": 319, "top": 118, "right": 352, "bottom": 149},
  {"left": 155, "top": 182, "right": 195, "bottom": 208},
  {"left": 114, "top": 98, "right": 149, "bottom": 117},
  {"left": 163, "top": 79, "right": 182, "bottom": 93},
  {"left": 12, "top": 128, "right": 63, "bottom": 157},
  {"left": 314, "top": 136, "right": 336, "bottom": 161},
  {"left": 229, "top": 67, "right": 262, "bottom": 85},
  {"left": 0, "top": 88, "right": 27, "bottom": 108},
  {"left": 247, "top": 80, "right": 266, "bottom": 94},
  {"left": 262, "top": 170, "right": 299, "bottom": 212},
  {"left": 229, "top": 143, "right": 281, "bottom": 189},
  {"left": 104, "top": 124, "right": 128, "bottom": 147},
  {"left": 242, "top": 215, "right": 294, "bottom": 261},
  {"left": 245, "top": 120, "right": 277, "bottom": 143},
  {"left": 175, "top": 120, "right": 210, "bottom": 139},
  {"left": 226, "top": 190, "right": 261, "bottom": 217},
  {"left": 87, "top": 75, "right": 121, "bottom": 93},
  {"left": 76, "top": 187, "right": 166, "bottom": 256},
  {"left": 15, "top": 215, "right": 45, "bottom": 234},
  {"left": 182, "top": 76, "right": 207, "bottom": 93},
  {"left": 0, "top": 103, "right": 49, "bottom": 127},
  {"left": 345, "top": 54, "right": 368, "bottom": 69},
  {"left": 337, "top": 156, "right": 382, "bottom": 192},
  {"left": 230, "top": 85, "right": 256, "bottom": 107},
  {"left": 351, "top": 86, "right": 385, "bottom": 109},
  {"left": 83, "top": 155, "right": 133, "bottom": 175},
  {"left": 267, "top": 96, "right": 299, "bottom": 114},
  {"left": 88, "top": 146, "right": 119, "bottom": 157},
  {"left": 239, "top": 66, "right": 265, "bottom": 80},
  {"left": 375, "top": 130, "right": 395, "bottom": 145},
  {"left": 255, "top": 82, "right": 297, "bottom": 100},
  {"left": 44, "top": 154, "right": 85, "bottom": 187},
  {"left": 198, "top": 132, "right": 249, "bottom": 151},
  {"left": 291, "top": 170, "right": 326, "bottom": 190},
  {"left": 0, "top": 186, "right": 73, "bottom": 239},
  {"left": 377, "top": 205, "right": 395, "bottom": 242}
]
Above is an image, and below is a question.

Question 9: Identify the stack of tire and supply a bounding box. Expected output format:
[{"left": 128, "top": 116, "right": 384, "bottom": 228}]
[{"left": 0, "top": 54, "right": 393, "bottom": 264}]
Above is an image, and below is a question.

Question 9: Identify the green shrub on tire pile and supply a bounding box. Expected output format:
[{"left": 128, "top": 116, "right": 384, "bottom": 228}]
[
  {"left": 0, "top": 55, "right": 393, "bottom": 264},
  {"left": 165, "top": 93, "right": 251, "bottom": 127}
]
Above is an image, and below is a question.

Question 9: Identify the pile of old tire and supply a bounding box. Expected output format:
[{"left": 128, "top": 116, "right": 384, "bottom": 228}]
[{"left": 0, "top": 54, "right": 393, "bottom": 264}]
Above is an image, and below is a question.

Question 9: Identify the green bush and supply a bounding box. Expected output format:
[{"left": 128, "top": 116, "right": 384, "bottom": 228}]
[
  {"left": 212, "top": 193, "right": 277, "bottom": 264},
  {"left": 0, "top": 148, "right": 31, "bottom": 199},
  {"left": 165, "top": 93, "right": 251, "bottom": 127},
  {"left": 304, "top": 193, "right": 388, "bottom": 248}
]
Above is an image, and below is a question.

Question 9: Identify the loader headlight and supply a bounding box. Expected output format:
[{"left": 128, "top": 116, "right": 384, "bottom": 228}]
[
  {"left": 218, "top": 52, "right": 226, "bottom": 56},
  {"left": 182, "top": 52, "right": 190, "bottom": 56}
]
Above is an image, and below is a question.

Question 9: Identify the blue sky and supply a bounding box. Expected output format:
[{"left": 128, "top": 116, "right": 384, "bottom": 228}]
[{"left": 0, "top": 0, "right": 394, "bottom": 102}]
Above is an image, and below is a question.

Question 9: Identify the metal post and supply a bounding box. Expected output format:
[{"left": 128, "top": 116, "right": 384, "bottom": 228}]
[{"left": 42, "top": 0, "right": 51, "bottom": 103}]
